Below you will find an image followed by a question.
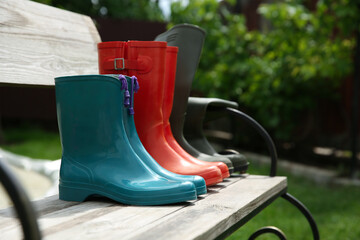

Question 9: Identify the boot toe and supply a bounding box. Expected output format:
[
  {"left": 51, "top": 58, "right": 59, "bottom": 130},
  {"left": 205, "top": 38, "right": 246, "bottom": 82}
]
[
  {"left": 106, "top": 179, "right": 197, "bottom": 205},
  {"left": 220, "top": 153, "right": 249, "bottom": 173},
  {"left": 195, "top": 166, "right": 222, "bottom": 186},
  {"left": 213, "top": 162, "right": 230, "bottom": 179},
  {"left": 191, "top": 175, "right": 207, "bottom": 195}
]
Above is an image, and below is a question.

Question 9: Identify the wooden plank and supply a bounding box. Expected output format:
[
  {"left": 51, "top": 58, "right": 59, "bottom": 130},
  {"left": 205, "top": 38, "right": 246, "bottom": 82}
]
[
  {"left": 0, "top": 195, "right": 82, "bottom": 239},
  {"left": 0, "top": 177, "right": 238, "bottom": 239},
  {"left": 0, "top": 0, "right": 101, "bottom": 86},
  {"left": 0, "top": 178, "right": 239, "bottom": 238},
  {"left": 0, "top": 175, "right": 286, "bottom": 240},
  {"left": 0, "top": 195, "right": 79, "bottom": 227},
  {"left": 42, "top": 179, "right": 242, "bottom": 240},
  {"left": 1, "top": 201, "right": 119, "bottom": 240},
  {"left": 126, "top": 176, "right": 287, "bottom": 240},
  {"left": 43, "top": 203, "right": 184, "bottom": 240}
]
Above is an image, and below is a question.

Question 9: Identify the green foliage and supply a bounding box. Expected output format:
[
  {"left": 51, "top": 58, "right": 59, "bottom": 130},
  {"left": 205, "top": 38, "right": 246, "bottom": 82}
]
[
  {"left": 32, "top": 0, "right": 164, "bottom": 21},
  {"left": 170, "top": 0, "right": 357, "bottom": 140}
]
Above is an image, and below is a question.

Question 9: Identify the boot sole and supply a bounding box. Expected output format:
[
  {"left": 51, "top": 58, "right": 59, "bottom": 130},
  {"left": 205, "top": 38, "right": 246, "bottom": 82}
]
[
  {"left": 233, "top": 163, "right": 249, "bottom": 174},
  {"left": 222, "top": 170, "right": 230, "bottom": 179},
  {"left": 196, "top": 185, "right": 207, "bottom": 195},
  {"left": 204, "top": 175, "right": 223, "bottom": 187},
  {"left": 59, "top": 182, "right": 197, "bottom": 206}
]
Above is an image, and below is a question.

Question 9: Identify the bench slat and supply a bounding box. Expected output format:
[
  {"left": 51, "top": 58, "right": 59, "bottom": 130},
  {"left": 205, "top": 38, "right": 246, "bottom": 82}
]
[
  {"left": 0, "top": 0, "right": 101, "bottom": 86},
  {"left": 126, "top": 176, "right": 286, "bottom": 240},
  {"left": 0, "top": 175, "right": 286, "bottom": 240}
]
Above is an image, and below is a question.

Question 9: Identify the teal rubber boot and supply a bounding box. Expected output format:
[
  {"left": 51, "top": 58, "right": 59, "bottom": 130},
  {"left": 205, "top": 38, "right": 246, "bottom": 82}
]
[
  {"left": 55, "top": 75, "right": 197, "bottom": 205},
  {"left": 119, "top": 74, "right": 207, "bottom": 195}
]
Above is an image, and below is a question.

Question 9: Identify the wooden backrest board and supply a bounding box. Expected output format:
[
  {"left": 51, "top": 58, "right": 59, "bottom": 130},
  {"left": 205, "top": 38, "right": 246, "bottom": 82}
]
[{"left": 0, "top": 0, "right": 101, "bottom": 86}]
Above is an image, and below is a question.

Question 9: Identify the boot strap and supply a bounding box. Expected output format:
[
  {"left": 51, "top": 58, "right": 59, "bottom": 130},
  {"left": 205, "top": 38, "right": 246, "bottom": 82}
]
[{"left": 103, "top": 57, "right": 152, "bottom": 73}]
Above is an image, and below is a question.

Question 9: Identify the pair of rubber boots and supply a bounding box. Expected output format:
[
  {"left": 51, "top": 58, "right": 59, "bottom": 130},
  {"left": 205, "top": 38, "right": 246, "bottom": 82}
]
[
  {"left": 98, "top": 41, "right": 229, "bottom": 186},
  {"left": 155, "top": 24, "right": 249, "bottom": 173},
  {"left": 56, "top": 74, "right": 205, "bottom": 205}
]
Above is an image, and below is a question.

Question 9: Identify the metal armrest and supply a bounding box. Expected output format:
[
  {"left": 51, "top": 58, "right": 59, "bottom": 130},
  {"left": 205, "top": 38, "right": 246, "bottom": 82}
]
[{"left": 0, "top": 158, "right": 41, "bottom": 240}]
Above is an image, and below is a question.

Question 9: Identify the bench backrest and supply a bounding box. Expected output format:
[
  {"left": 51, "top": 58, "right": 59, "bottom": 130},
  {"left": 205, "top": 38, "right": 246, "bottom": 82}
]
[{"left": 0, "top": 0, "right": 101, "bottom": 86}]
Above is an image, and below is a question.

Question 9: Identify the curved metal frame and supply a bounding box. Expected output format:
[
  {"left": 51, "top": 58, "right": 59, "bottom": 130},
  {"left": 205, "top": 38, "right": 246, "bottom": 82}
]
[
  {"left": 225, "top": 108, "right": 277, "bottom": 177},
  {"left": 282, "top": 193, "right": 320, "bottom": 240},
  {"left": 224, "top": 107, "right": 319, "bottom": 240},
  {"left": 248, "top": 226, "right": 287, "bottom": 240},
  {"left": 0, "top": 158, "right": 41, "bottom": 240}
]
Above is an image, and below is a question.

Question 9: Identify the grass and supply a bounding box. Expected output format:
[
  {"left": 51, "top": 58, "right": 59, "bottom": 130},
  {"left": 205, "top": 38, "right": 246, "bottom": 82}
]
[
  {"left": 1, "top": 126, "right": 359, "bottom": 239},
  {"left": 227, "top": 163, "right": 360, "bottom": 240},
  {"left": 0, "top": 125, "right": 62, "bottom": 160}
]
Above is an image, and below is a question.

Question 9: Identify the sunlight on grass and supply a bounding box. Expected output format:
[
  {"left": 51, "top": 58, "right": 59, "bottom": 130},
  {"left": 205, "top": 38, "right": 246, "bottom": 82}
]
[
  {"left": 0, "top": 126, "right": 62, "bottom": 160},
  {"left": 227, "top": 163, "right": 360, "bottom": 240}
]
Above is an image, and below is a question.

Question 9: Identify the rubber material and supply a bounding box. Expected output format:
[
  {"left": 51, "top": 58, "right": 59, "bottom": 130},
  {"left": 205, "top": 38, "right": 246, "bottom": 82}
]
[
  {"left": 98, "top": 41, "right": 223, "bottom": 186},
  {"left": 155, "top": 24, "right": 234, "bottom": 170},
  {"left": 162, "top": 46, "right": 230, "bottom": 178},
  {"left": 55, "top": 75, "right": 197, "bottom": 205},
  {"left": 120, "top": 74, "right": 207, "bottom": 195},
  {"left": 185, "top": 97, "right": 249, "bottom": 173}
]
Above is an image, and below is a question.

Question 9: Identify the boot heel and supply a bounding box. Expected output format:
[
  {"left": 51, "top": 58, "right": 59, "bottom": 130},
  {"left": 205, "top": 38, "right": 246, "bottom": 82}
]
[{"left": 59, "top": 185, "right": 92, "bottom": 202}]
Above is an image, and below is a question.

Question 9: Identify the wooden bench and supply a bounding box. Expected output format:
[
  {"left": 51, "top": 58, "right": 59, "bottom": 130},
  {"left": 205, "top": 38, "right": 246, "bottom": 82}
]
[
  {"left": 0, "top": 176, "right": 286, "bottom": 239},
  {"left": 0, "top": 0, "right": 318, "bottom": 239}
]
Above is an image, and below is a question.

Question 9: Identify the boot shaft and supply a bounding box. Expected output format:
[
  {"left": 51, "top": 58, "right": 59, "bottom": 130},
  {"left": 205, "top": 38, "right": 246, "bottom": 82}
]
[
  {"left": 163, "top": 46, "right": 178, "bottom": 124},
  {"left": 98, "top": 41, "right": 126, "bottom": 75},
  {"left": 155, "top": 24, "right": 206, "bottom": 127},
  {"left": 55, "top": 75, "right": 127, "bottom": 158},
  {"left": 126, "top": 41, "right": 167, "bottom": 128},
  {"left": 98, "top": 41, "right": 168, "bottom": 137}
]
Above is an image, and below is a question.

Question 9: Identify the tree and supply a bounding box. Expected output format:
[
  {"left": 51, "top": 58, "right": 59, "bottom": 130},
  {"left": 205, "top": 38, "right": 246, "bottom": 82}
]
[
  {"left": 32, "top": 0, "right": 164, "bottom": 21},
  {"left": 170, "top": 0, "right": 357, "bottom": 141}
]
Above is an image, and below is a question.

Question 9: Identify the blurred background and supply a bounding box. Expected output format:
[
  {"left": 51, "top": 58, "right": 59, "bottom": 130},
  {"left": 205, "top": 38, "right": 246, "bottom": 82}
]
[
  {"left": 1, "top": 0, "right": 358, "bottom": 177},
  {"left": 1, "top": 0, "right": 359, "bottom": 239}
]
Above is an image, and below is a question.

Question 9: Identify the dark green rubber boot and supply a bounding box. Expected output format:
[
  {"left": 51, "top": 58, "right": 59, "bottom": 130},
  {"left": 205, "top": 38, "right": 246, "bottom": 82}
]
[
  {"left": 155, "top": 24, "right": 248, "bottom": 173},
  {"left": 155, "top": 24, "right": 235, "bottom": 173},
  {"left": 184, "top": 97, "right": 249, "bottom": 173}
]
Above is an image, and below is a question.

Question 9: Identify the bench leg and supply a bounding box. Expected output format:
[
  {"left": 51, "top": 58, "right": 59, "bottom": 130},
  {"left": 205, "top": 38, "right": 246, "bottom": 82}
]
[
  {"left": 248, "top": 226, "right": 287, "bottom": 240},
  {"left": 281, "top": 192, "right": 320, "bottom": 240},
  {"left": 248, "top": 193, "right": 319, "bottom": 240}
]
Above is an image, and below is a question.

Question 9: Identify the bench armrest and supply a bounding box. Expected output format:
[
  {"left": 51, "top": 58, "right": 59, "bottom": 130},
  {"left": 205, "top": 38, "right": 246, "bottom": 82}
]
[{"left": 0, "top": 158, "right": 41, "bottom": 239}]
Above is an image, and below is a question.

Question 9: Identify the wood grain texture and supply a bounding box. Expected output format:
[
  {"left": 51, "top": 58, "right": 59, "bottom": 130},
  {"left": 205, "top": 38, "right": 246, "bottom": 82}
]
[
  {"left": 0, "top": 175, "right": 287, "bottom": 240},
  {"left": 0, "top": 0, "right": 101, "bottom": 86}
]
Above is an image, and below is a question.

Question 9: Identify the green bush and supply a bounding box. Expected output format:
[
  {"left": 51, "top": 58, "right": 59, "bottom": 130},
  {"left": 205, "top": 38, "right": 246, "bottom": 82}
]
[
  {"left": 1, "top": 125, "right": 61, "bottom": 160},
  {"left": 32, "top": 0, "right": 164, "bottom": 21},
  {"left": 170, "top": 0, "right": 357, "bottom": 140}
]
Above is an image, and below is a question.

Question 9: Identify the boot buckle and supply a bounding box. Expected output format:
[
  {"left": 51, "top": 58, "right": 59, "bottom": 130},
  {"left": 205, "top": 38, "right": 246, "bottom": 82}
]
[{"left": 114, "top": 58, "right": 125, "bottom": 70}]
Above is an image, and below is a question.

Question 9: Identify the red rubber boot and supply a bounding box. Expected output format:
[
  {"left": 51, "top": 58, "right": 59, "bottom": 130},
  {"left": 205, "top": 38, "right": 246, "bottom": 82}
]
[
  {"left": 163, "top": 47, "right": 230, "bottom": 179},
  {"left": 98, "top": 41, "right": 223, "bottom": 186}
]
